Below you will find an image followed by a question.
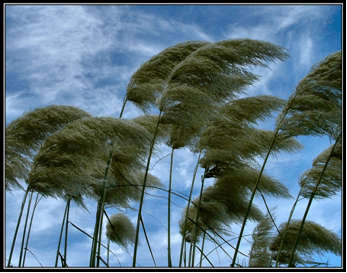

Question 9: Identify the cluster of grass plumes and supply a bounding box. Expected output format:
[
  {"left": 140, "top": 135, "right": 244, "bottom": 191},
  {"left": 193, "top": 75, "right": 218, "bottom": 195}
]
[
  {"left": 98, "top": 171, "right": 162, "bottom": 208},
  {"left": 198, "top": 95, "right": 302, "bottom": 175},
  {"left": 126, "top": 41, "right": 210, "bottom": 112},
  {"left": 179, "top": 195, "right": 231, "bottom": 243},
  {"left": 299, "top": 140, "right": 342, "bottom": 199},
  {"left": 249, "top": 213, "right": 274, "bottom": 267},
  {"left": 105, "top": 213, "right": 136, "bottom": 249},
  {"left": 28, "top": 117, "right": 159, "bottom": 207},
  {"left": 5, "top": 105, "right": 92, "bottom": 191},
  {"left": 277, "top": 51, "right": 342, "bottom": 139},
  {"left": 270, "top": 220, "right": 342, "bottom": 265},
  {"left": 179, "top": 182, "right": 264, "bottom": 243},
  {"left": 158, "top": 39, "right": 289, "bottom": 130},
  {"left": 6, "top": 40, "right": 342, "bottom": 268},
  {"left": 177, "top": 92, "right": 296, "bottom": 255}
]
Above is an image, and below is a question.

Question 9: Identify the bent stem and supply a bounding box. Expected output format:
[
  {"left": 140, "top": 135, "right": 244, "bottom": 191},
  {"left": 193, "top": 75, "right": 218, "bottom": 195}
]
[
  {"left": 18, "top": 190, "right": 34, "bottom": 267},
  {"left": 179, "top": 152, "right": 202, "bottom": 267},
  {"left": 91, "top": 94, "right": 129, "bottom": 267},
  {"left": 55, "top": 200, "right": 69, "bottom": 267},
  {"left": 167, "top": 147, "right": 174, "bottom": 267},
  {"left": 90, "top": 151, "right": 113, "bottom": 267},
  {"left": 132, "top": 111, "right": 162, "bottom": 267},
  {"left": 63, "top": 198, "right": 71, "bottom": 267},
  {"left": 190, "top": 169, "right": 207, "bottom": 267},
  {"left": 119, "top": 96, "right": 128, "bottom": 119},
  {"left": 231, "top": 128, "right": 279, "bottom": 267},
  {"left": 288, "top": 134, "right": 341, "bottom": 267},
  {"left": 199, "top": 230, "right": 207, "bottom": 267},
  {"left": 22, "top": 193, "right": 41, "bottom": 267},
  {"left": 275, "top": 187, "right": 304, "bottom": 267},
  {"left": 7, "top": 186, "right": 30, "bottom": 267}
]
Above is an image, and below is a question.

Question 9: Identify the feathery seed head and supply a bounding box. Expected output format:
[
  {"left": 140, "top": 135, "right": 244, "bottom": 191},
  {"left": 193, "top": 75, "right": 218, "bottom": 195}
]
[
  {"left": 270, "top": 220, "right": 342, "bottom": 264},
  {"left": 28, "top": 116, "right": 155, "bottom": 207},
  {"left": 106, "top": 213, "right": 136, "bottom": 249},
  {"left": 126, "top": 41, "right": 210, "bottom": 112},
  {"left": 299, "top": 141, "right": 342, "bottom": 199},
  {"left": 277, "top": 51, "right": 342, "bottom": 139},
  {"left": 5, "top": 105, "right": 92, "bottom": 191},
  {"left": 249, "top": 212, "right": 275, "bottom": 267}
]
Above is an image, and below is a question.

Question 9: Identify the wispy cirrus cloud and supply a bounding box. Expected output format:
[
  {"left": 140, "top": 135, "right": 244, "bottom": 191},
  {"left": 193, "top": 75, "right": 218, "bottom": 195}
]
[{"left": 6, "top": 5, "right": 213, "bottom": 123}]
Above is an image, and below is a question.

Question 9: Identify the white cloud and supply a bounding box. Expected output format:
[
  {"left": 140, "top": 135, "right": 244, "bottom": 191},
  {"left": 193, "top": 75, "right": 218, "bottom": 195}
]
[
  {"left": 6, "top": 5, "right": 212, "bottom": 122},
  {"left": 298, "top": 35, "right": 314, "bottom": 67}
]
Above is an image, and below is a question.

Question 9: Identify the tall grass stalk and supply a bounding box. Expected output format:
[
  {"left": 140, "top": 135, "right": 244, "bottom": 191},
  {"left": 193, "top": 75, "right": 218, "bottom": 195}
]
[
  {"left": 55, "top": 199, "right": 70, "bottom": 267},
  {"left": 93, "top": 101, "right": 130, "bottom": 267},
  {"left": 167, "top": 147, "right": 174, "bottom": 267},
  {"left": 7, "top": 186, "right": 30, "bottom": 267},
  {"left": 18, "top": 190, "right": 33, "bottom": 267},
  {"left": 140, "top": 215, "right": 157, "bottom": 266},
  {"left": 231, "top": 127, "right": 280, "bottom": 267},
  {"left": 179, "top": 152, "right": 202, "bottom": 267},
  {"left": 63, "top": 199, "right": 71, "bottom": 267},
  {"left": 190, "top": 169, "right": 207, "bottom": 267},
  {"left": 91, "top": 94, "right": 128, "bottom": 267},
  {"left": 132, "top": 112, "right": 162, "bottom": 267},
  {"left": 90, "top": 151, "right": 113, "bottom": 267},
  {"left": 275, "top": 187, "right": 304, "bottom": 267},
  {"left": 22, "top": 193, "right": 41, "bottom": 267},
  {"left": 69, "top": 220, "right": 122, "bottom": 266},
  {"left": 199, "top": 230, "right": 207, "bottom": 266},
  {"left": 230, "top": 100, "right": 295, "bottom": 267},
  {"left": 107, "top": 239, "right": 110, "bottom": 266},
  {"left": 288, "top": 134, "right": 341, "bottom": 267},
  {"left": 186, "top": 217, "right": 240, "bottom": 263}
]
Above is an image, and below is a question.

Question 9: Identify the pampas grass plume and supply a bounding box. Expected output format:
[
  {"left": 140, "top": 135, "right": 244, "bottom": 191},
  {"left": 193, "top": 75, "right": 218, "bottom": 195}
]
[{"left": 106, "top": 213, "right": 136, "bottom": 249}]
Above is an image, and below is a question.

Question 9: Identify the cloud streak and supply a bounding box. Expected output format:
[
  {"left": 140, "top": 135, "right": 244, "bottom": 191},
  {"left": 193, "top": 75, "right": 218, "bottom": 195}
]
[{"left": 6, "top": 5, "right": 213, "bottom": 122}]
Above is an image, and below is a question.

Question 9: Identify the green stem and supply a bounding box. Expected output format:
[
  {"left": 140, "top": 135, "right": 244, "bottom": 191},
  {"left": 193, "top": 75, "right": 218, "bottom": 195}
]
[
  {"left": 22, "top": 193, "right": 41, "bottom": 267},
  {"left": 69, "top": 220, "right": 122, "bottom": 266},
  {"left": 167, "top": 147, "right": 174, "bottom": 267},
  {"left": 288, "top": 134, "right": 341, "bottom": 267},
  {"left": 55, "top": 200, "right": 69, "bottom": 267},
  {"left": 119, "top": 96, "right": 128, "bottom": 119},
  {"left": 107, "top": 239, "right": 110, "bottom": 266},
  {"left": 195, "top": 244, "right": 214, "bottom": 267},
  {"left": 18, "top": 190, "right": 33, "bottom": 267},
  {"left": 132, "top": 111, "right": 162, "bottom": 267},
  {"left": 90, "top": 151, "right": 113, "bottom": 267},
  {"left": 187, "top": 217, "right": 240, "bottom": 263},
  {"left": 275, "top": 187, "right": 303, "bottom": 267},
  {"left": 63, "top": 198, "right": 71, "bottom": 267},
  {"left": 140, "top": 215, "right": 157, "bottom": 267},
  {"left": 199, "top": 230, "right": 207, "bottom": 267},
  {"left": 179, "top": 152, "right": 202, "bottom": 267},
  {"left": 90, "top": 94, "right": 128, "bottom": 267},
  {"left": 7, "top": 186, "right": 30, "bottom": 267},
  {"left": 191, "top": 168, "right": 207, "bottom": 267},
  {"left": 231, "top": 128, "right": 279, "bottom": 267}
]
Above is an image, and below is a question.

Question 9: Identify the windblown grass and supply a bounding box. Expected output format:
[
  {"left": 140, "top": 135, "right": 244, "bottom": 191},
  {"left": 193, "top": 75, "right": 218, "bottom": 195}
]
[
  {"left": 106, "top": 213, "right": 136, "bottom": 249},
  {"left": 5, "top": 105, "right": 92, "bottom": 191},
  {"left": 277, "top": 51, "right": 342, "bottom": 139},
  {"left": 28, "top": 117, "right": 159, "bottom": 208},
  {"left": 249, "top": 212, "right": 274, "bottom": 267},
  {"left": 126, "top": 41, "right": 210, "bottom": 112},
  {"left": 299, "top": 140, "right": 342, "bottom": 199},
  {"left": 5, "top": 40, "right": 342, "bottom": 268},
  {"left": 270, "top": 220, "right": 342, "bottom": 265}
]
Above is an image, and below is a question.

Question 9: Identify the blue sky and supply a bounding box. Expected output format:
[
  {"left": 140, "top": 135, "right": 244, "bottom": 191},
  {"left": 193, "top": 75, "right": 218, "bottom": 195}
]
[{"left": 5, "top": 4, "right": 342, "bottom": 268}]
